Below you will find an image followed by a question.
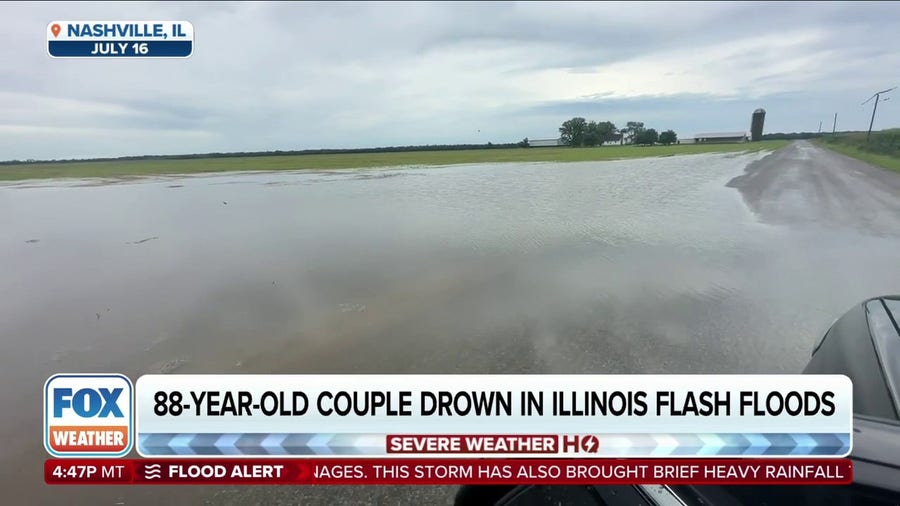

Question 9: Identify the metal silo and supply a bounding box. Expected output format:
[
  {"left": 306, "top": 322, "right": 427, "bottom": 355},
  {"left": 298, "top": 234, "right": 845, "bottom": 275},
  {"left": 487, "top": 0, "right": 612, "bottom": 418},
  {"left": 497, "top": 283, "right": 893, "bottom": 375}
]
[{"left": 751, "top": 108, "right": 766, "bottom": 141}]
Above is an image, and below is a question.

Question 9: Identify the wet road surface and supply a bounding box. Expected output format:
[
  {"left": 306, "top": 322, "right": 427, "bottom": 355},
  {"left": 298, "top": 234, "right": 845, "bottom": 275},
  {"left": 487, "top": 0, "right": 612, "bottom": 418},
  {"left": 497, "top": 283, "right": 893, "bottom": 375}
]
[
  {"left": 728, "top": 140, "right": 900, "bottom": 235},
  {"left": 1, "top": 141, "right": 899, "bottom": 504}
]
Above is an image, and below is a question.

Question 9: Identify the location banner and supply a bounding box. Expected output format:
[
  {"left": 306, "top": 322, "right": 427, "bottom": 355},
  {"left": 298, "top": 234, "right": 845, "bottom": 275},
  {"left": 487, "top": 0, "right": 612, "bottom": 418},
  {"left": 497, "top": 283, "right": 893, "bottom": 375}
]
[
  {"left": 47, "top": 21, "right": 194, "bottom": 58},
  {"left": 45, "top": 458, "right": 853, "bottom": 486},
  {"left": 133, "top": 374, "right": 852, "bottom": 458}
]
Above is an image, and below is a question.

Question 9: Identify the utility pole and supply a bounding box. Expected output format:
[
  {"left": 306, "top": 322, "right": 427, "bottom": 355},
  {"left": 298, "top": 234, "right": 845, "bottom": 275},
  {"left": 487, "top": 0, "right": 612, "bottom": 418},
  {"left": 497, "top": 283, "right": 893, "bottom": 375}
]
[
  {"left": 832, "top": 113, "right": 837, "bottom": 136},
  {"left": 818, "top": 121, "right": 822, "bottom": 134},
  {"left": 863, "top": 87, "right": 896, "bottom": 142}
]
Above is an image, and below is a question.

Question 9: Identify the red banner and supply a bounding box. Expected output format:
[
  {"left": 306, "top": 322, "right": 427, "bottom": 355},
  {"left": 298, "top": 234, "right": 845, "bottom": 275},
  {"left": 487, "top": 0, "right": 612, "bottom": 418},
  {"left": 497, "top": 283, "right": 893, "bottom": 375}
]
[{"left": 45, "top": 458, "right": 852, "bottom": 486}]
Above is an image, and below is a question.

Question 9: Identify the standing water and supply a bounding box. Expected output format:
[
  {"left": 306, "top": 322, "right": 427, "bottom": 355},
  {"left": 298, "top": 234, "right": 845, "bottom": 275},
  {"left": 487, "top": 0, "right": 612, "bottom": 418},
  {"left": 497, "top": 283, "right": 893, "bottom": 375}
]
[{"left": 2, "top": 148, "right": 899, "bottom": 504}]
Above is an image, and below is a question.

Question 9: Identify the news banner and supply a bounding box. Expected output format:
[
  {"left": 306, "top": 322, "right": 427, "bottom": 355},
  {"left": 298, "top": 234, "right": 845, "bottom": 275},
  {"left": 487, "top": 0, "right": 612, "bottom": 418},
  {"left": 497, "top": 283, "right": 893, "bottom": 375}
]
[
  {"left": 47, "top": 21, "right": 194, "bottom": 58},
  {"left": 44, "top": 374, "right": 853, "bottom": 486}
]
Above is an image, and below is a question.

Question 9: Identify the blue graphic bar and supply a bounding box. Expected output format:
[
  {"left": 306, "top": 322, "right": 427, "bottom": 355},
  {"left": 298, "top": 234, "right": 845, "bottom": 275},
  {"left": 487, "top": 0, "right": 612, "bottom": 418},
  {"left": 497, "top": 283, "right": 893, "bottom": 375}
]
[
  {"left": 138, "top": 432, "right": 851, "bottom": 457},
  {"left": 49, "top": 40, "right": 192, "bottom": 58}
]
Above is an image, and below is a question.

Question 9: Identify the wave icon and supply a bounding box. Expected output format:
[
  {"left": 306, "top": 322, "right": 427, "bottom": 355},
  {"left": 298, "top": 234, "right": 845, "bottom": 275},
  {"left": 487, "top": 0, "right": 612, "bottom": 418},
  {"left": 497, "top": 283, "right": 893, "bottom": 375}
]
[{"left": 144, "top": 463, "right": 162, "bottom": 480}]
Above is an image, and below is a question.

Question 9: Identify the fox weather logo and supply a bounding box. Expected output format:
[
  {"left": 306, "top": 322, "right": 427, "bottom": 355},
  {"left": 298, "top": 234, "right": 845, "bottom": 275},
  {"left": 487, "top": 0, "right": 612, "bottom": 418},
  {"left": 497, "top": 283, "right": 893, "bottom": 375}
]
[{"left": 44, "top": 374, "right": 133, "bottom": 457}]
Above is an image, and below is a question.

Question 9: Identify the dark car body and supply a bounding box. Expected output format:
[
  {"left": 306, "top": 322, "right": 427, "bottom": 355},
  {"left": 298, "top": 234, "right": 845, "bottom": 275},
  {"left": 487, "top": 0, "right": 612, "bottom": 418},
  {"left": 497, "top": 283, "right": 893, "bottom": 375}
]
[
  {"left": 456, "top": 296, "right": 900, "bottom": 505},
  {"left": 799, "top": 296, "right": 900, "bottom": 499},
  {"left": 804, "top": 296, "right": 900, "bottom": 420}
]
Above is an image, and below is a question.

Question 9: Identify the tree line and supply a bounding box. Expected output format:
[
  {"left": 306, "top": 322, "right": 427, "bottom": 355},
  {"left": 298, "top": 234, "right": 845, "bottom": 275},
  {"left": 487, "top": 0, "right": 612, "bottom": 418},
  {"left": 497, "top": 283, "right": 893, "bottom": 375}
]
[{"left": 555, "top": 117, "right": 678, "bottom": 147}]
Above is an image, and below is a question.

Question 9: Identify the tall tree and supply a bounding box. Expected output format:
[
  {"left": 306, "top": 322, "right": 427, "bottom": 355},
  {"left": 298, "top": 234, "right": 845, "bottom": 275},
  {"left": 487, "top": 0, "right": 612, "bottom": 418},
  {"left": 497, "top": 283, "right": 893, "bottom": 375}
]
[
  {"left": 584, "top": 121, "right": 600, "bottom": 147},
  {"left": 583, "top": 121, "right": 618, "bottom": 147},
  {"left": 594, "top": 121, "right": 617, "bottom": 144},
  {"left": 635, "top": 128, "right": 659, "bottom": 145},
  {"left": 559, "top": 117, "right": 588, "bottom": 146},
  {"left": 659, "top": 130, "right": 677, "bottom": 145},
  {"left": 624, "top": 121, "right": 645, "bottom": 144}
]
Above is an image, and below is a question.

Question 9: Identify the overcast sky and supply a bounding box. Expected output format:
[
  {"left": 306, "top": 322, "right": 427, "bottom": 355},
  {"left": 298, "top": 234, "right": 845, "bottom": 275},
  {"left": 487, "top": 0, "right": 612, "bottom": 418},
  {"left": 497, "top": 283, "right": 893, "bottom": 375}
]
[{"left": 2, "top": 1, "right": 899, "bottom": 160}]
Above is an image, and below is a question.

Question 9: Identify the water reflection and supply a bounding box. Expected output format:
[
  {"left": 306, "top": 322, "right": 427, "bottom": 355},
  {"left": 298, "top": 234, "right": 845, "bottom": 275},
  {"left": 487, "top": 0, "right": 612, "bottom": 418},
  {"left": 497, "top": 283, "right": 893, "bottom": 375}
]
[{"left": 2, "top": 151, "right": 899, "bottom": 503}]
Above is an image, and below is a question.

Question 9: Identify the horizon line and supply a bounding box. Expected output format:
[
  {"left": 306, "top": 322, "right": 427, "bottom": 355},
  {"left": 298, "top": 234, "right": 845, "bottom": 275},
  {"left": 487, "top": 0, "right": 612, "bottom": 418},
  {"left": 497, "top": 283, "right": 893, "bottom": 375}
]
[{"left": 0, "top": 129, "right": 875, "bottom": 165}]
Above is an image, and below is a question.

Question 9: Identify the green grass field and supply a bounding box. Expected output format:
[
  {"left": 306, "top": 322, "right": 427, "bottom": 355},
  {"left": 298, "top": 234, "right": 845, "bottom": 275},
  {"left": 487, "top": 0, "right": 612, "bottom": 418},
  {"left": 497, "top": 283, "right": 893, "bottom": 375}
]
[
  {"left": 0, "top": 140, "right": 788, "bottom": 182},
  {"left": 816, "top": 131, "right": 900, "bottom": 173}
]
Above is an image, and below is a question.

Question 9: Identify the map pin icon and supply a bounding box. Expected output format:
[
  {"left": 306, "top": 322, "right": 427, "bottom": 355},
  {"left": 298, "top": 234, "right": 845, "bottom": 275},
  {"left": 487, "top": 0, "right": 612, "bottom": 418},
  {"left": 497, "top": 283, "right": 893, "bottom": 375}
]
[{"left": 51, "top": 24, "right": 61, "bottom": 38}]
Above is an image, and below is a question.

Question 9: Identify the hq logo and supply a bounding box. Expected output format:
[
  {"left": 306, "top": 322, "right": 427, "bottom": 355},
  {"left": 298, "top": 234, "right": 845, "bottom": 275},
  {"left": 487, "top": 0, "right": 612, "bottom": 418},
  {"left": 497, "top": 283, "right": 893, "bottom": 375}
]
[{"left": 44, "top": 374, "right": 133, "bottom": 457}]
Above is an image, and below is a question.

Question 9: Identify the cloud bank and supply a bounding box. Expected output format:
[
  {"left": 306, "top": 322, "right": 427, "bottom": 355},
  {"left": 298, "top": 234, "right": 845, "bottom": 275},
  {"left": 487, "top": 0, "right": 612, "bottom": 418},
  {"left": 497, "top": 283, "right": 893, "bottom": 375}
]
[{"left": 1, "top": 1, "right": 899, "bottom": 159}]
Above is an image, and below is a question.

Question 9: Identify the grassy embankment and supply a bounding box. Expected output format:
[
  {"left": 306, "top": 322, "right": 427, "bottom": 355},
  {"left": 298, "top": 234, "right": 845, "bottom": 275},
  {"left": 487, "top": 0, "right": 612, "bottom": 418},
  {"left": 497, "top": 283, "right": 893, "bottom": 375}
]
[
  {"left": 0, "top": 140, "right": 788, "bottom": 182},
  {"left": 817, "top": 129, "right": 900, "bottom": 173}
]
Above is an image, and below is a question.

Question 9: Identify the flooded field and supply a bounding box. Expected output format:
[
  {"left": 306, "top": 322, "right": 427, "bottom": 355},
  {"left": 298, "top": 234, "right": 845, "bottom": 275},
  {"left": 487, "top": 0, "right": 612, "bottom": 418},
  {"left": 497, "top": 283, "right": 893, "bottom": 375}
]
[{"left": 2, "top": 145, "right": 900, "bottom": 504}]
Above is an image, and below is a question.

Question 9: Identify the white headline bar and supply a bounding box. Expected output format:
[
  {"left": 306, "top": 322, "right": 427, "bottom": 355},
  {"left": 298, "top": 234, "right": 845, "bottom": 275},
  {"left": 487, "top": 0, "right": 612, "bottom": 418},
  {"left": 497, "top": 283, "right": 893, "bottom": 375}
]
[{"left": 136, "top": 374, "right": 852, "bottom": 435}]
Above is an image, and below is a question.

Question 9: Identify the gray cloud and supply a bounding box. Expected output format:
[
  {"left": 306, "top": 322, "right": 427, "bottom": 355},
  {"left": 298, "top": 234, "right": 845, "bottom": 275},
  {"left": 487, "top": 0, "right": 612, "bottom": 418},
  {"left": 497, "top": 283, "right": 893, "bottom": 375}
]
[{"left": 1, "top": 1, "right": 899, "bottom": 159}]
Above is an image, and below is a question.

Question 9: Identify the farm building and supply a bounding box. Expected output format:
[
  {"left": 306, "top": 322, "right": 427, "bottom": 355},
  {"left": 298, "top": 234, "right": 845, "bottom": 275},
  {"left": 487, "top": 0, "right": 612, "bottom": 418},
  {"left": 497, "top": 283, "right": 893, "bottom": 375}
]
[
  {"left": 528, "top": 138, "right": 563, "bottom": 147},
  {"left": 751, "top": 109, "right": 766, "bottom": 141},
  {"left": 603, "top": 133, "right": 624, "bottom": 145},
  {"left": 693, "top": 132, "right": 749, "bottom": 144}
]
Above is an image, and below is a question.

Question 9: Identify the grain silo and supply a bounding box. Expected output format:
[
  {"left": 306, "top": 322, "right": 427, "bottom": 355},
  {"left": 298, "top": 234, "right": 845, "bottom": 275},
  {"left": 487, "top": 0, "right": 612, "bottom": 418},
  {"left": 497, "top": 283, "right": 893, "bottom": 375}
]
[{"left": 751, "top": 108, "right": 766, "bottom": 141}]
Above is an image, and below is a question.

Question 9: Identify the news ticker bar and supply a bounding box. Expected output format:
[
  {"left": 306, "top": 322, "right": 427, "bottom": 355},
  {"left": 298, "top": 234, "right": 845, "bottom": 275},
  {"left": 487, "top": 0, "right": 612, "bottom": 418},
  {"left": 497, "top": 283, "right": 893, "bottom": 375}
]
[{"left": 45, "top": 458, "right": 853, "bottom": 486}]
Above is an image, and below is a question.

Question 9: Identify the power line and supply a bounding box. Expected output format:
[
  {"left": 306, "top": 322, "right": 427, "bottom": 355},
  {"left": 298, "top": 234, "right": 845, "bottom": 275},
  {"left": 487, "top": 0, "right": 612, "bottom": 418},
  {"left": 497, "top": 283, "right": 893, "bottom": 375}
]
[{"left": 862, "top": 86, "right": 896, "bottom": 142}]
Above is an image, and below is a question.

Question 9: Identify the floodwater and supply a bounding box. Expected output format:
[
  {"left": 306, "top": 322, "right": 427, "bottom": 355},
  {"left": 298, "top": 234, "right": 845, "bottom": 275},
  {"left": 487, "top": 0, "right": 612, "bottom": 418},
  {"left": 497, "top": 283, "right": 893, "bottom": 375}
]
[{"left": 2, "top": 146, "right": 900, "bottom": 504}]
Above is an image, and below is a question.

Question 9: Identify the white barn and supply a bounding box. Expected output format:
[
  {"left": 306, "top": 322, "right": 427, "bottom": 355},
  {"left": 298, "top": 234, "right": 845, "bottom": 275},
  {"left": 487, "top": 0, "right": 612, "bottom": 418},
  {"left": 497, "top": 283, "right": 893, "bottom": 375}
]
[
  {"left": 693, "top": 132, "right": 749, "bottom": 144},
  {"left": 528, "top": 138, "right": 563, "bottom": 147}
]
